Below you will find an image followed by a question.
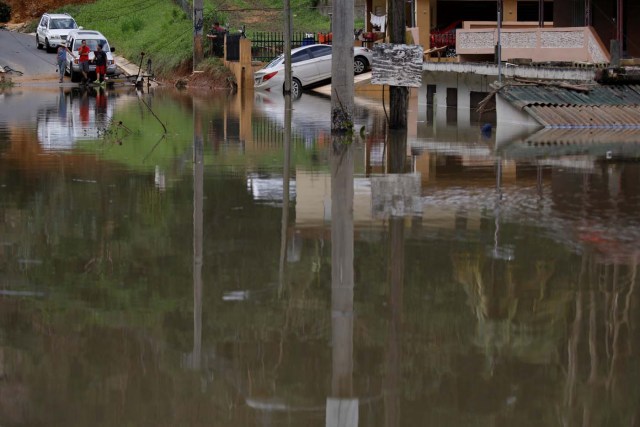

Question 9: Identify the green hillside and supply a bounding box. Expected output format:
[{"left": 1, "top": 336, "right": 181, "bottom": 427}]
[{"left": 39, "top": 0, "right": 338, "bottom": 76}]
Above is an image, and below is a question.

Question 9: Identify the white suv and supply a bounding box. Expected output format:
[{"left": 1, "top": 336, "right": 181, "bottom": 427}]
[
  {"left": 36, "top": 13, "right": 79, "bottom": 52},
  {"left": 65, "top": 29, "right": 117, "bottom": 82}
]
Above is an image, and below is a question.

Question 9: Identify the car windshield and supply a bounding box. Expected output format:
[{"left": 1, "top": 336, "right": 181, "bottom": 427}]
[
  {"left": 50, "top": 19, "right": 77, "bottom": 30},
  {"left": 75, "top": 39, "right": 110, "bottom": 51}
]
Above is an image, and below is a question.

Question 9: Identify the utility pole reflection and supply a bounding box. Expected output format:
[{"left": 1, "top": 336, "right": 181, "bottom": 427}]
[
  {"left": 279, "top": 93, "right": 293, "bottom": 296},
  {"left": 191, "top": 98, "right": 204, "bottom": 370},
  {"left": 384, "top": 130, "right": 407, "bottom": 427},
  {"left": 326, "top": 140, "right": 358, "bottom": 426}
]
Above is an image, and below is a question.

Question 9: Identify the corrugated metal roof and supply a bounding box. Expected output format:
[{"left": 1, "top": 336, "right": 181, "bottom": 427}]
[
  {"left": 499, "top": 84, "right": 640, "bottom": 108},
  {"left": 498, "top": 83, "right": 640, "bottom": 128},
  {"left": 525, "top": 105, "right": 640, "bottom": 128}
]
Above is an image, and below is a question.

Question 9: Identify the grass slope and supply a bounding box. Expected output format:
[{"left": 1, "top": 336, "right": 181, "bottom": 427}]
[
  {"left": 55, "top": 0, "right": 193, "bottom": 76},
  {"left": 37, "top": 0, "right": 348, "bottom": 76}
]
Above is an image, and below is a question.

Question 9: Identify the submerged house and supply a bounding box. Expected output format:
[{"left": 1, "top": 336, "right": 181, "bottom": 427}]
[
  {"left": 494, "top": 82, "right": 640, "bottom": 157},
  {"left": 362, "top": 0, "right": 639, "bottom": 63}
]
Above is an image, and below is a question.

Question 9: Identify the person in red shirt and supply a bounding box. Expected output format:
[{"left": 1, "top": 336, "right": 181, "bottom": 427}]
[
  {"left": 77, "top": 39, "right": 91, "bottom": 84},
  {"left": 93, "top": 44, "right": 107, "bottom": 84}
]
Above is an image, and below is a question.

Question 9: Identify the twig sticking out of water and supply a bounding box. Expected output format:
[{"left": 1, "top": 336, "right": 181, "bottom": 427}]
[{"left": 137, "top": 93, "right": 167, "bottom": 134}]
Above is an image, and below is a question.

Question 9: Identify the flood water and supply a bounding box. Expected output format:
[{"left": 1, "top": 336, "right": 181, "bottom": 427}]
[{"left": 0, "top": 85, "right": 639, "bottom": 426}]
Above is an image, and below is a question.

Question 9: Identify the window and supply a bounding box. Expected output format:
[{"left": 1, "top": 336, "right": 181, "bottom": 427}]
[
  {"left": 74, "top": 39, "right": 110, "bottom": 51},
  {"left": 292, "top": 50, "right": 311, "bottom": 63},
  {"left": 308, "top": 45, "right": 332, "bottom": 58},
  {"left": 51, "top": 19, "right": 77, "bottom": 30}
]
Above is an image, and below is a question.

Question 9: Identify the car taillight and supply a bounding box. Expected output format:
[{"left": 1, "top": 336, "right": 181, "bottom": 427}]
[
  {"left": 108, "top": 60, "right": 114, "bottom": 65},
  {"left": 262, "top": 71, "right": 278, "bottom": 82},
  {"left": 74, "top": 58, "right": 78, "bottom": 64}
]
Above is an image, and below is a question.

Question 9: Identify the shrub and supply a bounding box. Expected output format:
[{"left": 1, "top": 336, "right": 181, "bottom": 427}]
[
  {"left": 120, "top": 17, "right": 145, "bottom": 33},
  {"left": 0, "top": 2, "right": 11, "bottom": 23}
]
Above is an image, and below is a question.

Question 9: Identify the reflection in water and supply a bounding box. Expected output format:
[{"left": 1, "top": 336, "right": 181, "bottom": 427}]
[
  {"left": 0, "top": 87, "right": 638, "bottom": 426},
  {"left": 384, "top": 130, "right": 409, "bottom": 427},
  {"left": 328, "top": 140, "right": 357, "bottom": 425},
  {"left": 37, "top": 87, "right": 116, "bottom": 150}
]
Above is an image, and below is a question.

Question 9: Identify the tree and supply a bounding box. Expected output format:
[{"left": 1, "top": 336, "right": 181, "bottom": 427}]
[{"left": 0, "top": 2, "right": 11, "bottom": 23}]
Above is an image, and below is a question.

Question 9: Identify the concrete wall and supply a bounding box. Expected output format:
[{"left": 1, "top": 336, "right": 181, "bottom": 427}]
[
  {"left": 224, "top": 38, "right": 254, "bottom": 92},
  {"left": 457, "top": 26, "right": 610, "bottom": 63}
]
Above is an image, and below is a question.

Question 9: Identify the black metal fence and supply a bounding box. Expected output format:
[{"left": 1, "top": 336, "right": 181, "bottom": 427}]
[
  {"left": 248, "top": 32, "right": 332, "bottom": 63},
  {"left": 225, "top": 34, "right": 242, "bottom": 61}
]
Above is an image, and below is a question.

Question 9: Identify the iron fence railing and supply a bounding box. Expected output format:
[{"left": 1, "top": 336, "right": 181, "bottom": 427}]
[{"left": 248, "top": 32, "right": 332, "bottom": 63}]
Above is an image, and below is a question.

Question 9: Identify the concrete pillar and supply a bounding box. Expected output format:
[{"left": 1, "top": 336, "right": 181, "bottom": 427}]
[
  {"left": 435, "top": 83, "right": 447, "bottom": 108},
  {"left": 457, "top": 85, "right": 471, "bottom": 130},
  {"left": 408, "top": 88, "right": 418, "bottom": 138},
  {"left": 417, "top": 79, "right": 428, "bottom": 123},
  {"left": 415, "top": 0, "right": 431, "bottom": 49},
  {"left": 434, "top": 83, "right": 448, "bottom": 128},
  {"left": 415, "top": 151, "right": 431, "bottom": 186},
  {"left": 504, "top": 0, "right": 517, "bottom": 22}
]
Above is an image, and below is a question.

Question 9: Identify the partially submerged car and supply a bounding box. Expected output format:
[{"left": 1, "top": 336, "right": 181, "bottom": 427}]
[
  {"left": 253, "top": 44, "right": 373, "bottom": 97},
  {"left": 36, "top": 13, "right": 79, "bottom": 52},
  {"left": 65, "top": 29, "right": 117, "bottom": 82}
]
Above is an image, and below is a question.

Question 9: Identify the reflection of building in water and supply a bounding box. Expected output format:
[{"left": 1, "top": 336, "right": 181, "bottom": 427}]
[
  {"left": 247, "top": 173, "right": 296, "bottom": 206},
  {"left": 452, "top": 251, "right": 572, "bottom": 366},
  {"left": 204, "top": 90, "right": 247, "bottom": 154}
]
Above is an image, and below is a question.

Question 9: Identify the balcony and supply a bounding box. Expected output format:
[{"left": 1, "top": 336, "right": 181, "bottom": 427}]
[{"left": 455, "top": 22, "right": 610, "bottom": 65}]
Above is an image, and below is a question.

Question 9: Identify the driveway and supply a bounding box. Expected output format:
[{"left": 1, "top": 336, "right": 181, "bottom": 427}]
[
  {"left": 0, "top": 28, "right": 136, "bottom": 83},
  {"left": 0, "top": 28, "right": 57, "bottom": 78}
]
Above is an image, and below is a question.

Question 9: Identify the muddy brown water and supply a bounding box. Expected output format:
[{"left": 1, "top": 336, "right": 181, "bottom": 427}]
[{"left": 0, "top": 86, "right": 639, "bottom": 426}]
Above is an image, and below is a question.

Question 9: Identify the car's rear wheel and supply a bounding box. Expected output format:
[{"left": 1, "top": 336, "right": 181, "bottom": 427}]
[
  {"left": 284, "top": 78, "right": 302, "bottom": 98},
  {"left": 36, "top": 35, "right": 43, "bottom": 49},
  {"left": 354, "top": 56, "right": 368, "bottom": 75},
  {"left": 291, "top": 78, "right": 302, "bottom": 98}
]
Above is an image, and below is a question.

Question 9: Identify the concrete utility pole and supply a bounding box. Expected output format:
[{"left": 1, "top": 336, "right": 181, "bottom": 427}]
[
  {"left": 331, "top": 0, "right": 354, "bottom": 132},
  {"left": 388, "top": 0, "right": 408, "bottom": 129},
  {"left": 283, "top": 0, "right": 293, "bottom": 93},
  {"left": 193, "top": 0, "right": 204, "bottom": 70}
]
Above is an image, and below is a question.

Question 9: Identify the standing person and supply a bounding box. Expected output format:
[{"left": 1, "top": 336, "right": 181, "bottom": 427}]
[
  {"left": 207, "top": 22, "right": 225, "bottom": 57},
  {"left": 56, "top": 44, "right": 67, "bottom": 83},
  {"left": 77, "top": 39, "right": 91, "bottom": 84},
  {"left": 93, "top": 44, "right": 107, "bottom": 84}
]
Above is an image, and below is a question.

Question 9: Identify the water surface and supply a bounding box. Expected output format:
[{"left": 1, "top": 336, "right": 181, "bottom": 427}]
[{"left": 0, "top": 86, "right": 639, "bottom": 426}]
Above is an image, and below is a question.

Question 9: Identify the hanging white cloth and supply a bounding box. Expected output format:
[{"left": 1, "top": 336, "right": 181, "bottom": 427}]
[{"left": 370, "top": 12, "right": 386, "bottom": 32}]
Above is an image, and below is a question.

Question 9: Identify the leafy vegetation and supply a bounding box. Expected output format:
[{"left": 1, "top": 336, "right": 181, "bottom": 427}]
[
  {"left": 0, "top": 1, "right": 10, "bottom": 23},
  {"left": 53, "top": 0, "right": 192, "bottom": 76}
]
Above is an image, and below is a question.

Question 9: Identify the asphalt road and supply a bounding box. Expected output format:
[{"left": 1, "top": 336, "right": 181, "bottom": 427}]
[{"left": 0, "top": 29, "right": 60, "bottom": 78}]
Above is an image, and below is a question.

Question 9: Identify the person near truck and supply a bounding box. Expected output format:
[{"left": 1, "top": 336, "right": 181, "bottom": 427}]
[
  {"left": 77, "top": 39, "right": 91, "bottom": 84},
  {"left": 56, "top": 44, "right": 67, "bottom": 83},
  {"left": 93, "top": 44, "right": 107, "bottom": 84}
]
